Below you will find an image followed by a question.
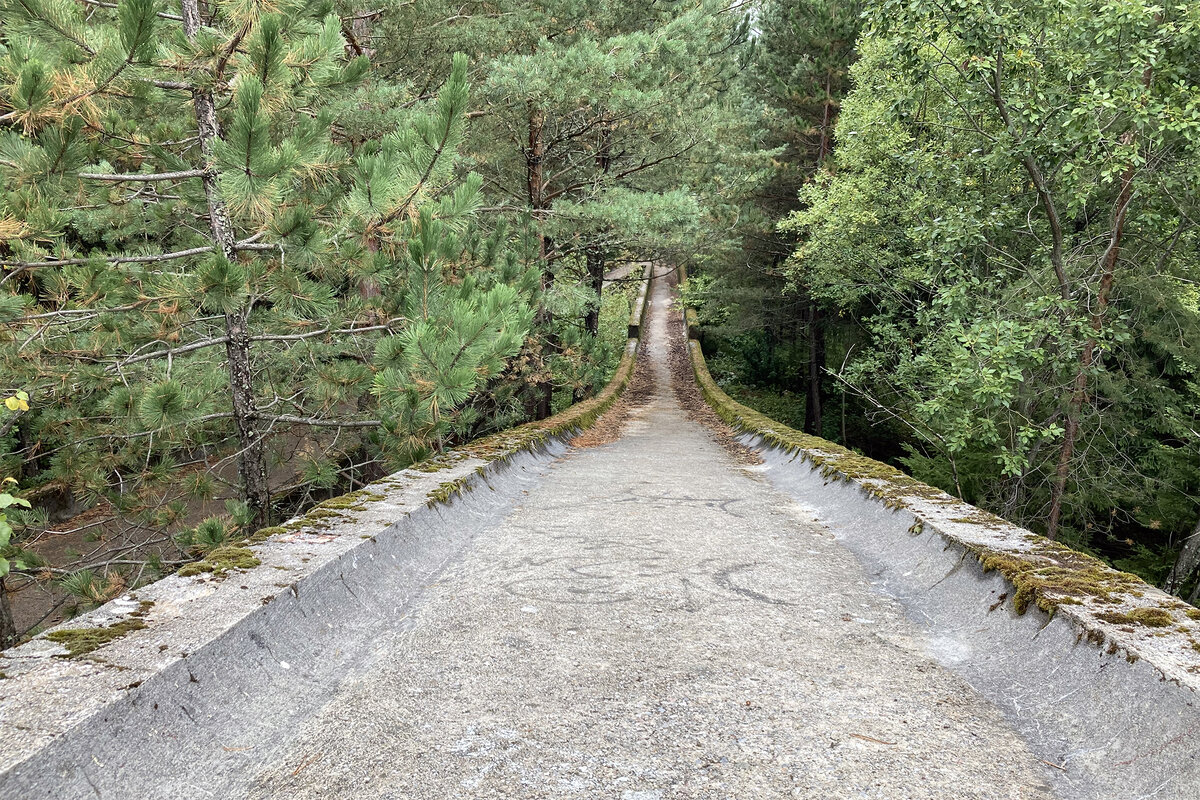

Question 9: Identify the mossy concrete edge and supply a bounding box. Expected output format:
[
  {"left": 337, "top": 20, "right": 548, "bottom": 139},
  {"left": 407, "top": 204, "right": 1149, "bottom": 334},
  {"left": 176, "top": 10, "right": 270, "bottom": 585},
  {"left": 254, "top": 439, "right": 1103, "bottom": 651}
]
[
  {"left": 0, "top": 268, "right": 653, "bottom": 779},
  {"left": 682, "top": 307, "right": 1200, "bottom": 691}
]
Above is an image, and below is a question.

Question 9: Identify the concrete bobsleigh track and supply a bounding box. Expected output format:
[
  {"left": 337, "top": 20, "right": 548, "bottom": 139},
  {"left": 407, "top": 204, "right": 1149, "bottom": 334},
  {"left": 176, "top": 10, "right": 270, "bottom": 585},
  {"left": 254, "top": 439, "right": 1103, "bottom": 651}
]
[{"left": 1, "top": 264, "right": 1198, "bottom": 799}]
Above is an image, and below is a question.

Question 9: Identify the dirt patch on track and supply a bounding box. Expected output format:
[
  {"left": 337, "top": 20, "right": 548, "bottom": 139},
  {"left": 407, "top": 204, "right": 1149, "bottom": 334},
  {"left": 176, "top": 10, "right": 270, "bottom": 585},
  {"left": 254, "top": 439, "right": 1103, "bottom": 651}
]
[
  {"left": 665, "top": 305, "right": 762, "bottom": 467},
  {"left": 571, "top": 266, "right": 762, "bottom": 465},
  {"left": 571, "top": 349, "right": 654, "bottom": 448}
]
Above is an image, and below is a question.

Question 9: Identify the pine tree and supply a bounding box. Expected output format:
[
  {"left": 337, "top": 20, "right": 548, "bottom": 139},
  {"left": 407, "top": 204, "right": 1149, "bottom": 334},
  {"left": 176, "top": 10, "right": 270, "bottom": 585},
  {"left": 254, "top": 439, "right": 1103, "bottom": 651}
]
[
  {"left": 0, "top": 0, "right": 533, "bottom": 639},
  {"left": 697, "top": 0, "right": 862, "bottom": 438},
  {"left": 373, "top": 0, "right": 764, "bottom": 412}
]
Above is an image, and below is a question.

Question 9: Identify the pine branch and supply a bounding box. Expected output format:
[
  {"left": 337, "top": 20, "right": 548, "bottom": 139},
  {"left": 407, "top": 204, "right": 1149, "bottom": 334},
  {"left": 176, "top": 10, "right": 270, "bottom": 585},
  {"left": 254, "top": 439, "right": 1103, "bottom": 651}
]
[
  {"left": 367, "top": 58, "right": 468, "bottom": 234},
  {"left": 110, "top": 336, "right": 230, "bottom": 368},
  {"left": 61, "top": 318, "right": 408, "bottom": 371},
  {"left": 13, "top": 0, "right": 95, "bottom": 55},
  {"left": 265, "top": 414, "right": 381, "bottom": 428},
  {"left": 0, "top": 240, "right": 274, "bottom": 270},
  {"left": 252, "top": 319, "right": 407, "bottom": 342},
  {"left": 78, "top": 169, "right": 207, "bottom": 182},
  {"left": 214, "top": 24, "right": 250, "bottom": 81},
  {"left": 36, "top": 413, "right": 239, "bottom": 458},
  {"left": 5, "top": 302, "right": 152, "bottom": 325},
  {"left": 79, "top": 0, "right": 184, "bottom": 21},
  {"left": 32, "top": 557, "right": 189, "bottom": 576},
  {"left": 0, "top": 6, "right": 174, "bottom": 127},
  {"left": 544, "top": 141, "right": 700, "bottom": 204}
]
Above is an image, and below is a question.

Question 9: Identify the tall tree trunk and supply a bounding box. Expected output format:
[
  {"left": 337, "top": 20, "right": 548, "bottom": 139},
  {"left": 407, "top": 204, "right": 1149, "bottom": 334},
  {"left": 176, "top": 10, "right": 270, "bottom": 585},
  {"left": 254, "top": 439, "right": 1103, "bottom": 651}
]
[
  {"left": 181, "top": 0, "right": 270, "bottom": 527},
  {"left": 526, "top": 104, "right": 548, "bottom": 261},
  {"left": 1045, "top": 131, "right": 1138, "bottom": 541},
  {"left": 574, "top": 243, "right": 606, "bottom": 404},
  {"left": 584, "top": 120, "right": 614, "bottom": 339},
  {"left": 1165, "top": 519, "right": 1200, "bottom": 596},
  {"left": 1042, "top": 48, "right": 1153, "bottom": 541},
  {"left": 584, "top": 245, "right": 604, "bottom": 338},
  {"left": 804, "top": 301, "right": 824, "bottom": 436},
  {"left": 525, "top": 104, "right": 555, "bottom": 420},
  {"left": 0, "top": 577, "right": 16, "bottom": 650},
  {"left": 816, "top": 71, "right": 833, "bottom": 167},
  {"left": 343, "top": 9, "right": 379, "bottom": 60}
]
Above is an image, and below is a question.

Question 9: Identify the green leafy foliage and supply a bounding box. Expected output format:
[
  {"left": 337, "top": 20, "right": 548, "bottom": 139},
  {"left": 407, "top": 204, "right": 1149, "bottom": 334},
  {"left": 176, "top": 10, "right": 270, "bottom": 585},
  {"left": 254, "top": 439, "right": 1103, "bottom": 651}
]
[{"left": 780, "top": 0, "right": 1200, "bottom": 590}]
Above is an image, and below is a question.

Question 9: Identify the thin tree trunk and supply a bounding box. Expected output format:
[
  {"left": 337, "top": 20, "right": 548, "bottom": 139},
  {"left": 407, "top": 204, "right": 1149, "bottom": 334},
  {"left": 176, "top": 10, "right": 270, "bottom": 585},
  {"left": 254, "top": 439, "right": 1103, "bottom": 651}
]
[
  {"left": 1166, "top": 519, "right": 1200, "bottom": 596},
  {"left": 526, "top": 104, "right": 548, "bottom": 261},
  {"left": 1045, "top": 129, "right": 1139, "bottom": 540},
  {"left": 584, "top": 120, "right": 614, "bottom": 340},
  {"left": 817, "top": 71, "right": 833, "bottom": 166},
  {"left": 804, "top": 301, "right": 825, "bottom": 436},
  {"left": 0, "top": 578, "right": 16, "bottom": 650},
  {"left": 181, "top": 0, "right": 270, "bottom": 527},
  {"left": 584, "top": 245, "right": 605, "bottom": 338},
  {"left": 1041, "top": 46, "right": 1154, "bottom": 541},
  {"left": 345, "top": 9, "right": 378, "bottom": 59},
  {"left": 575, "top": 241, "right": 605, "bottom": 403},
  {"left": 989, "top": 50, "right": 1070, "bottom": 304},
  {"left": 524, "top": 104, "right": 556, "bottom": 420}
]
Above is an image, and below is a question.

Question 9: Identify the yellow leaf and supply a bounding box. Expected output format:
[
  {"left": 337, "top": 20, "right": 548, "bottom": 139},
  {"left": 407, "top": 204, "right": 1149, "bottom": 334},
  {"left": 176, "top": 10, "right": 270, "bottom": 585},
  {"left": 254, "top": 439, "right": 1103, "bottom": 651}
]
[{"left": 4, "top": 398, "right": 19, "bottom": 411}]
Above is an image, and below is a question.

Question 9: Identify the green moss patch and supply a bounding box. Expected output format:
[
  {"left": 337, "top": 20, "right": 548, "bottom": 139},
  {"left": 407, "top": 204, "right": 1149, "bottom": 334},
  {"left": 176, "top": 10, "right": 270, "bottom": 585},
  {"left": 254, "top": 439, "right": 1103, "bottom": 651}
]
[
  {"left": 314, "top": 488, "right": 386, "bottom": 512},
  {"left": 246, "top": 525, "right": 286, "bottom": 543},
  {"left": 409, "top": 453, "right": 467, "bottom": 473},
  {"left": 47, "top": 620, "right": 147, "bottom": 658},
  {"left": 427, "top": 477, "right": 472, "bottom": 507},
  {"left": 46, "top": 601, "right": 155, "bottom": 658},
  {"left": 1096, "top": 608, "right": 1176, "bottom": 628},
  {"left": 966, "top": 542, "right": 1145, "bottom": 616},
  {"left": 177, "top": 546, "right": 260, "bottom": 578},
  {"left": 303, "top": 508, "right": 348, "bottom": 521}
]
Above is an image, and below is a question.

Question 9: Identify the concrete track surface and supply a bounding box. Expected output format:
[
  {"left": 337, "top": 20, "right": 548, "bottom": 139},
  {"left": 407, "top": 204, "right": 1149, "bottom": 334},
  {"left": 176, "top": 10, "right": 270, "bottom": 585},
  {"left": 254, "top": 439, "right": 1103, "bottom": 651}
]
[
  {"left": 224, "top": 270, "right": 1057, "bottom": 800},
  {"left": 10, "top": 268, "right": 1071, "bottom": 800}
]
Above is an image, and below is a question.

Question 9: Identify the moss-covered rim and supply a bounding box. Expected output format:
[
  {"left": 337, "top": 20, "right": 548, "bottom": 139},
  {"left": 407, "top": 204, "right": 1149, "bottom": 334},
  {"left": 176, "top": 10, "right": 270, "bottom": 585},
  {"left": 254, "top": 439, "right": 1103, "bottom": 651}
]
[
  {"left": 681, "top": 282, "right": 1200, "bottom": 665},
  {"left": 44, "top": 601, "right": 155, "bottom": 659}
]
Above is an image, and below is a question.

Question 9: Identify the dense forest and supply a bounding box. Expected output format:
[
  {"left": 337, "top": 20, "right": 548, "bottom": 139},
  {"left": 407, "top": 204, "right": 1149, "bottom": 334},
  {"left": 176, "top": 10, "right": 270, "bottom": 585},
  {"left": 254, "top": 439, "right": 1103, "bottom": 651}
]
[{"left": 0, "top": 0, "right": 1196, "bottom": 647}]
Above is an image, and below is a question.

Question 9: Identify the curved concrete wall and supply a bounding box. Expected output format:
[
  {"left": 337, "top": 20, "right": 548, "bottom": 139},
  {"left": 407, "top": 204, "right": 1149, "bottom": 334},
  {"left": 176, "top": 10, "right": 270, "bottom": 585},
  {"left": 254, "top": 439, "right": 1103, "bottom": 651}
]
[
  {"left": 0, "top": 268, "right": 654, "bottom": 797},
  {"left": 682, "top": 295, "right": 1200, "bottom": 799}
]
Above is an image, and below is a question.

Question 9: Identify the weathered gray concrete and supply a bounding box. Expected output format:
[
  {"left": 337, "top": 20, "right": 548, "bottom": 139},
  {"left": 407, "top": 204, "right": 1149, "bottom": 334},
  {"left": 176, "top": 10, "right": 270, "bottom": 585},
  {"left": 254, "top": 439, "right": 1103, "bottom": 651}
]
[
  {"left": 752, "top": 447, "right": 1200, "bottom": 800},
  {"left": 234, "top": 272, "right": 1055, "bottom": 799},
  {"left": 2, "top": 269, "right": 1083, "bottom": 798},
  {"left": 679, "top": 273, "right": 1200, "bottom": 799}
]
